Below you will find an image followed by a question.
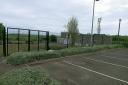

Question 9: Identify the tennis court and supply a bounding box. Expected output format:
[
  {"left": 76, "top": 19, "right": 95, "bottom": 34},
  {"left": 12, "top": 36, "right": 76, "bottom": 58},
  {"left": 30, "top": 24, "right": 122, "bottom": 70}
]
[{"left": 30, "top": 48, "right": 128, "bottom": 85}]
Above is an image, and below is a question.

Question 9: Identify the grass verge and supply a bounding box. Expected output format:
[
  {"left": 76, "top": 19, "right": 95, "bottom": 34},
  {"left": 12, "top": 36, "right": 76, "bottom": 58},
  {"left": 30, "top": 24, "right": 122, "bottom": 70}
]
[
  {"left": 7, "top": 51, "right": 61, "bottom": 65},
  {"left": 7, "top": 45, "right": 123, "bottom": 65},
  {"left": 0, "top": 67, "right": 60, "bottom": 85},
  {"left": 58, "top": 45, "right": 122, "bottom": 56}
]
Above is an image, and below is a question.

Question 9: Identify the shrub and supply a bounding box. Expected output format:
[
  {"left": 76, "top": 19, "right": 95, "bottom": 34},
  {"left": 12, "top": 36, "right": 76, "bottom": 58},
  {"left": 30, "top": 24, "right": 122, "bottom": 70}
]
[
  {"left": 7, "top": 51, "right": 61, "bottom": 65},
  {"left": 0, "top": 67, "right": 60, "bottom": 85},
  {"left": 121, "top": 42, "right": 128, "bottom": 47},
  {"left": 50, "top": 35, "right": 57, "bottom": 42}
]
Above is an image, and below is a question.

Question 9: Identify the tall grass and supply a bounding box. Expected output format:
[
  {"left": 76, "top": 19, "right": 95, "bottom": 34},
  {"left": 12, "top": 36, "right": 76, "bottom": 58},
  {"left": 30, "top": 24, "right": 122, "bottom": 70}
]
[
  {"left": 0, "top": 67, "right": 60, "bottom": 85},
  {"left": 7, "top": 45, "right": 122, "bottom": 65},
  {"left": 7, "top": 51, "right": 61, "bottom": 65}
]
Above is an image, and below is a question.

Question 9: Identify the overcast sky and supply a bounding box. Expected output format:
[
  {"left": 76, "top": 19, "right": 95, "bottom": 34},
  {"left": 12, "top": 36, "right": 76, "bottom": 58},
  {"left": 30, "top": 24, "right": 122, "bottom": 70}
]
[{"left": 0, "top": 0, "right": 128, "bottom": 35}]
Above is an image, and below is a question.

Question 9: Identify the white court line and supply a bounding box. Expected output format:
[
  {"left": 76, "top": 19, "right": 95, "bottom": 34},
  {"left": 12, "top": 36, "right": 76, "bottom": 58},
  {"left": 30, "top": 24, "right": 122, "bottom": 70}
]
[
  {"left": 104, "top": 52, "right": 128, "bottom": 57},
  {"left": 102, "top": 56, "right": 128, "bottom": 61},
  {"left": 63, "top": 61, "right": 128, "bottom": 84},
  {"left": 83, "top": 57, "right": 128, "bottom": 69}
]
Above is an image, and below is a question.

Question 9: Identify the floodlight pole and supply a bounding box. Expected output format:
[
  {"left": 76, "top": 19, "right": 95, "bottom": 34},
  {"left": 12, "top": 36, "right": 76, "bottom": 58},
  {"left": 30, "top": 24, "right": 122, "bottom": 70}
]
[
  {"left": 90, "top": 0, "right": 99, "bottom": 46},
  {"left": 97, "top": 17, "right": 102, "bottom": 34},
  {"left": 118, "top": 19, "right": 122, "bottom": 38}
]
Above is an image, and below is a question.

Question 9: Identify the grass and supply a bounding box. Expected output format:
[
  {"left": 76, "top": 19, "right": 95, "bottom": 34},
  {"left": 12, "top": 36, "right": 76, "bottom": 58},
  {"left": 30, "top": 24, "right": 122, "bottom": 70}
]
[
  {"left": 49, "top": 43, "right": 66, "bottom": 50},
  {"left": 7, "top": 34, "right": 44, "bottom": 41},
  {"left": 4, "top": 44, "right": 46, "bottom": 55},
  {"left": 0, "top": 43, "right": 66, "bottom": 57},
  {"left": 7, "top": 45, "right": 122, "bottom": 65},
  {"left": 0, "top": 67, "right": 60, "bottom": 85}
]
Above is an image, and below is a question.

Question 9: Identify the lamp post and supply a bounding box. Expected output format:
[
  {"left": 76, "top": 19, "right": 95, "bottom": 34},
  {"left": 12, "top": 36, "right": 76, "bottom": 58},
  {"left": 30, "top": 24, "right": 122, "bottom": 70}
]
[{"left": 90, "top": 0, "right": 100, "bottom": 46}]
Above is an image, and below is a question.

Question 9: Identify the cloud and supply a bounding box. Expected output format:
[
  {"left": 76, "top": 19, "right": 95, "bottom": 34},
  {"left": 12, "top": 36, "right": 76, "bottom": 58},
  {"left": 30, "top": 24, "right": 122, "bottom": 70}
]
[{"left": 0, "top": 0, "right": 128, "bottom": 35}]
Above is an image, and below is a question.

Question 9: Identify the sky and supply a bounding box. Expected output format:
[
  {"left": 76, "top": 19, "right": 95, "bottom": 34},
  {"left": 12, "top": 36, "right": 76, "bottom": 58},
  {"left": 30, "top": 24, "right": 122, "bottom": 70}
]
[{"left": 0, "top": 0, "right": 128, "bottom": 35}]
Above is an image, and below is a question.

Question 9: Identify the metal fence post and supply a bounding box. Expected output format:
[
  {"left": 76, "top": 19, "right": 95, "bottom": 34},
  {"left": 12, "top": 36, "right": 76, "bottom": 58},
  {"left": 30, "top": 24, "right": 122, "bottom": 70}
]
[
  {"left": 92, "top": 34, "right": 94, "bottom": 46},
  {"left": 38, "top": 30, "right": 40, "bottom": 51},
  {"left": 18, "top": 28, "right": 20, "bottom": 52},
  {"left": 67, "top": 34, "right": 69, "bottom": 48},
  {"left": 101, "top": 35, "right": 104, "bottom": 44},
  {"left": 28, "top": 30, "right": 30, "bottom": 51},
  {"left": 46, "top": 32, "right": 50, "bottom": 50},
  {"left": 81, "top": 34, "right": 84, "bottom": 46},
  {"left": 7, "top": 27, "right": 9, "bottom": 56},
  {"left": 3, "top": 27, "right": 6, "bottom": 56}
]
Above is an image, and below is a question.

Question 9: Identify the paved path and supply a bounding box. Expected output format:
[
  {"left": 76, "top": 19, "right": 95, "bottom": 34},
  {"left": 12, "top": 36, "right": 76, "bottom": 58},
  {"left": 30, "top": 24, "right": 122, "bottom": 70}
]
[{"left": 30, "top": 48, "right": 128, "bottom": 85}]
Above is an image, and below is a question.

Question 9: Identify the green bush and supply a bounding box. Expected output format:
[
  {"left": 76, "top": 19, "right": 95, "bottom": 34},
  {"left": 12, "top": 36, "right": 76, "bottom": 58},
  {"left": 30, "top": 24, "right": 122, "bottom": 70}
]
[
  {"left": 7, "top": 51, "right": 61, "bottom": 65},
  {"left": 121, "top": 42, "right": 128, "bottom": 47},
  {"left": 7, "top": 45, "right": 122, "bottom": 65},
  {"left": 0, "top": 67, "right": 60, "bottom": 85},
  {"left": 50, "top": 35, "right": 57, "bottom": 42}
]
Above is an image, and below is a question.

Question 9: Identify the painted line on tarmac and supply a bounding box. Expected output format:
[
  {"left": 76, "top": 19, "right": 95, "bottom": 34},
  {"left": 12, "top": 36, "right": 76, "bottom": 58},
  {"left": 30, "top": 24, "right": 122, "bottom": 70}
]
[
  {"left": 103, "top": 56, "right": 128, "bottom": 61},
  {"left": 63, "top": 60, "right": 128, "bottom": 84},
  {"left": 104, "top": 52, "right": 128, "bottom": 57},
  {"left": 83, "top": 57, "right": 128, "bottom": 69}
]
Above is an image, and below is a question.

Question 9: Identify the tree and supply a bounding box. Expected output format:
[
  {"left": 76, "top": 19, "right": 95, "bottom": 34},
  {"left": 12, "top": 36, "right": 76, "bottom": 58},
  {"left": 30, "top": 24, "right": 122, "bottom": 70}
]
[
  {"left": 66, "top": 17, "right": 79, "bottom": 46},
  {"left": 50, "top": 35, "right": 57, "bottom": 42},
  {"left": 0, "top": 23, "right": 5, "bottom": 40}
]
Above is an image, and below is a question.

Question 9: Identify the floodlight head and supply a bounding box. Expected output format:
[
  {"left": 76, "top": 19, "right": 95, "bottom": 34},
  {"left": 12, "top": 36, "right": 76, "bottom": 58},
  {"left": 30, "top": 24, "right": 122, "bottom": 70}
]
[
  {"left": 119, "top": 19, "right": 122, "bottom": 22},
  {"left": 98, "top": 18, "right": 102, "bottom": 22}
]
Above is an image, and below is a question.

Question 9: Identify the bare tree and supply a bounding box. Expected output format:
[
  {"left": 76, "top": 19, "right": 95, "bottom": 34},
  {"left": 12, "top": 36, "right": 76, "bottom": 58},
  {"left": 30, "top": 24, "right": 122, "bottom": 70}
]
[{"left": 66, "top": 17, "right": 79, "bottom": 46}]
